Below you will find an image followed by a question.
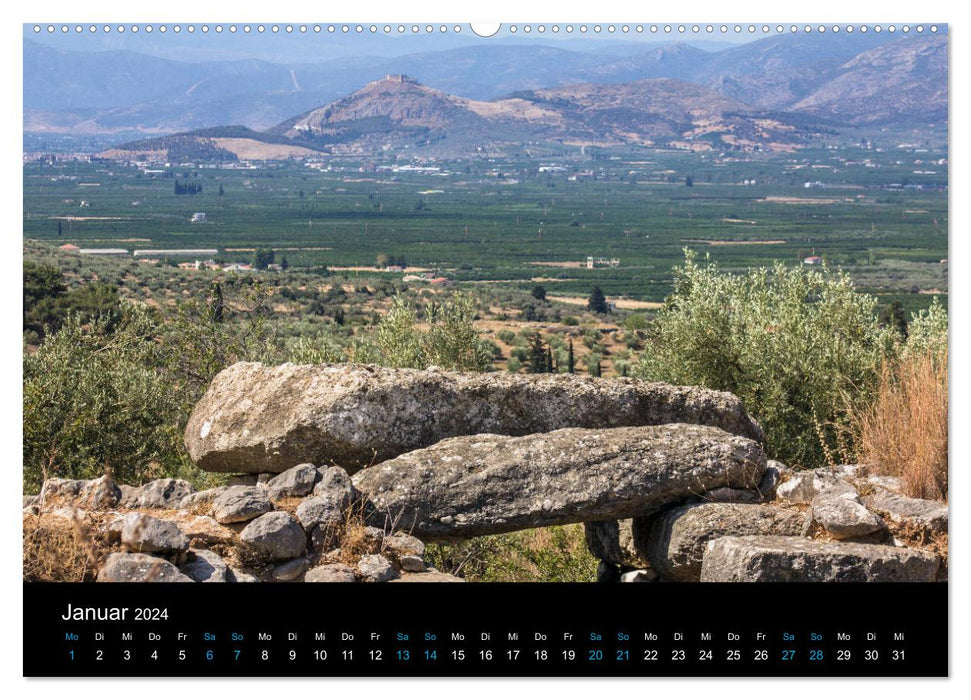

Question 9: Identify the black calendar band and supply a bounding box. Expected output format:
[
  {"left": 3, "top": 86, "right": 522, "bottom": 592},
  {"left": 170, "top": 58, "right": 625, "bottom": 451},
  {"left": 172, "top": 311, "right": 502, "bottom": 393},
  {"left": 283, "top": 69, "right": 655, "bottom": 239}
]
[{"left": 24, "top": 582, "right": 947, "bottom": 677}]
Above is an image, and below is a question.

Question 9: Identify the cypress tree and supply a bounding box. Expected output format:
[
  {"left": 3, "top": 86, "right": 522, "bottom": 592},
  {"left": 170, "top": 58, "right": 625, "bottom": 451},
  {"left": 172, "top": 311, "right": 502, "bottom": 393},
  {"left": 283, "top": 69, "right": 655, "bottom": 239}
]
[
  {"left": 567, "top": 337, "right": 575, "bottom": 374},
  {"left": 209, "top": 281, "right": 224, "bottom": 324},
  {"left": 588, "top": 286, "right": 609, "bottom": 314},
  {"left": 528, "top": 333, "right": 547, "bottom": 373},
  {"left": 546, "top": 346, "right": 554, "bottom": 373}
]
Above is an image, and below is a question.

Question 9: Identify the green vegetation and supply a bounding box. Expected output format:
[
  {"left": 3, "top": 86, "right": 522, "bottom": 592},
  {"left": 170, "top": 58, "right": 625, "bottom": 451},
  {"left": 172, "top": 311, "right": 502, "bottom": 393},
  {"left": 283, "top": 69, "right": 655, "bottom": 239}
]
[
  {"left": 23, "top": 144, "right": 946, "bottom": 309},
  {"left": 426, "top": 524, "right": 598, "bottom": 582},
  {"left": 23, "top": 261, "right": 122, "bottom": 344},
  {"left": 632, "top": 250, "right": 936, "bottom": 468},
  {"left": 23, "top": 308, "right": 186, "bottom": 492},
  {"left": 374, "top": 293, "right": 494, "bottom": 371}
]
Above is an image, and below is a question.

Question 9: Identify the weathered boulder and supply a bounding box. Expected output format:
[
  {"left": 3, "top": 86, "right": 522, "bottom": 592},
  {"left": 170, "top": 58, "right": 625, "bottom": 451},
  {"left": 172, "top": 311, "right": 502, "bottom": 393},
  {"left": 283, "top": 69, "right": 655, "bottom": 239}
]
[
  {"left": 179, "top": 487, "right": 228, "bottom": 513},
  {"left": 104, "top": 513, "right": 126, "bottom": 543},
  {"left": 833, "top": 464, "right": 865, "bottom": 479},
  {"left": 358, "top": 554, "right": 398, "bottom": 582},
  {"left": 229, "top": 568, "right": 261, "bottom": 583},
  {"left": 700, "top": 536, "right": 941, "bottom": 582},
  {"left": 704, "top": 487, "right": 762, "bottom": 504},
  {"left": 239, "top": 511, "right": 307, "bottom": 560},
  {"left": 117, "top": 484, "right": 139, "bottom": 508},
  {"left": 354, "top": 424, "right": 766, "bottom": 538},
  {"left": 265, "top": 464, "right": 320, "bottom": 500},
  {"left": 227, "top": 474, "right": 274, "bottom": 487},
  {"left": 313, "top": 466, "right": 356, "bottom": 507},
  {"left": 180, "top": 549, "right": 230, "bottom": 583},
  {"left": 362, "top": 526, "right": 387, "bottom": 549},
  {"left": 38, "top": 478, "right": 85, "bottom": 509},
  {"left": 385, "top": 533, "right": 426, "bottom": 559},
  {"left": 647, "top": 503, "right": 806, "bottom": 581},
  {"left": 45, "top": 505, "right": 87, "bottom": 524},
  {"left": 121, "top": 514, "right": 189, "bottom": 554},
  {"left": 305, "top": 563, "right": 357, "bottom": 582},
  {"left": 775, "top": 468, "right": 857, "bottom": 505},
  {"left": 212, "top": 486, "right": 273, "bottom": 524},
  {"left": 390, "top": 569, "right": 465, "bottom": 583},
  {"left": 757, "top": 461, "right": 789, "bottom": 501},
  {"left": 40, "top": 476, "right": 121, "bottom": 510},
  {"left": 585, "top": 519, "right": 650, "bottom": 568},
  {"left": 175, "top": 514, "right": 236, "bottom": 545},
  {"left": 398, "top": 555, "right": 426, "bottom": 573},
  {"left": 132, "top": 479, "right": 195, "bottom": 510},
  {"left": 811, "top": 493, "right": 887, "bottom": 540},
  {"left": 184, "top": 362, "right": 765, "bottom": 474},
  {"left": 862, "top": 475, "right": 906, "bottom": 494},
  {"left": 295, "top": 496, "right": 343, "bottom": 531},
  {"left": 863, "top": 490, "right": 948, "bottom": 537},
  {"left": 98, "top": 553, "right": 193, "bottom": 583},
  {"left": 79, "top": 475, "right": 122, "bottom": 509},
  {"left": 271, "top": 557, "right": 311, "bottom": 581}
]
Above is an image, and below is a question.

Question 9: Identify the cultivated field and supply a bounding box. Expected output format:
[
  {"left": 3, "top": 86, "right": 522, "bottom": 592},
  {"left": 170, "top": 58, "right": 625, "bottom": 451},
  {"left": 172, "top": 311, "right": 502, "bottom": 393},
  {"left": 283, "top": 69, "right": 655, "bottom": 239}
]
[{"left": 24, "top": 140, "right": 947, "bottom": 314}]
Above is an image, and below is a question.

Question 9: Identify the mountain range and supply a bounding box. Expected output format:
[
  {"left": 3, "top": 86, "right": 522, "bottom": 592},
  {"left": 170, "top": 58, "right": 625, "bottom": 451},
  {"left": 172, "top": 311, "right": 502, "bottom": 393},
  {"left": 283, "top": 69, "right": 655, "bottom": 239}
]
[
  {"left": 102, "top": 74, "right": 829, "bottom": 159},
  {"left": 24, "top": 31, "right": 947, "bottom": 158}
]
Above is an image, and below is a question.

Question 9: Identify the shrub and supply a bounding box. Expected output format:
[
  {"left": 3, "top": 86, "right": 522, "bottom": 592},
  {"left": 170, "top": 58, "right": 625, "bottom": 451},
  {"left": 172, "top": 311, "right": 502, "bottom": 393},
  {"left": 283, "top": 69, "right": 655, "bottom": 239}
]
[
  {"left": 375, "top": 296, "right": 426, "bottom": 368},
  {"left": 161, "top": 278, "right": 282, "bottom": 403},
  {"left": 904, "top": 298, "right": 948, "bottom": 359},
  {"left": 633, "top": 251, "right": 898, "bottom": 467},
  {"left": 23, "top": 307, "right": 184, "bottom": 492},
  {"left": 375, "top": 293, "right": 493, "bottom": 371},
  {"left": 425, "top": 294, "right": 494, "bottom": 371},
  {"left": 625, "top": 312, "right": 649, "bottom": 331},
  {"left": 22, "top": 512, "right": 111, "bottom": 582},
  {"left": 855, "top": 303, "right": 948, "bottom": 500},
  {"left": 24, "top": 261, "right": 122, "bottom": 342},
  {"left": 285, "top": 334, "right": 347, "bottom": 365}
]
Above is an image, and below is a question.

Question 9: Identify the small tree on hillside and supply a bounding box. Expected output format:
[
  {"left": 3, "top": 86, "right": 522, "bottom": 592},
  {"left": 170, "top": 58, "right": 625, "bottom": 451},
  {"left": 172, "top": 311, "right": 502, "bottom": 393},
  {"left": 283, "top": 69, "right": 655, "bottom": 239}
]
[
  {"left": 528, "top": 333, "right": 548, "bottom": 373},
  {"left": 588, "top": 286, "right": 609, "bottom": 314},
  {"left": 208, "top": 281, "right": 224, "bottom": 324},
  {"left": 252, "top": 248, "right": 275, "bottom": 270}
]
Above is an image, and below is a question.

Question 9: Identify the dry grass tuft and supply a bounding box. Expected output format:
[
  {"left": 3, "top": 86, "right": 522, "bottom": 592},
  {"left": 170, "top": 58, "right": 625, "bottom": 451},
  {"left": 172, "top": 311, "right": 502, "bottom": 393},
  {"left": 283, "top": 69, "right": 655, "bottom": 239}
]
[
  {"left": 336, "top": 501, "right": 388, "bottom": 566},
  {"left": 23, "top": 513, "right": 111, "bottom": 582},
  {"left": 855, "top": 349, "right": 948, "bottom": 501}
]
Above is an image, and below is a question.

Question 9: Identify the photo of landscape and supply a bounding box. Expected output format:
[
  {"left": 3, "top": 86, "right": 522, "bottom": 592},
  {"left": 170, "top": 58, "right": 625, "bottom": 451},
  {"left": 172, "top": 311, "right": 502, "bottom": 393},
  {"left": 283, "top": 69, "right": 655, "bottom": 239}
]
[{"left": 22, "top": 24, "right": 948, "bottom": 586}]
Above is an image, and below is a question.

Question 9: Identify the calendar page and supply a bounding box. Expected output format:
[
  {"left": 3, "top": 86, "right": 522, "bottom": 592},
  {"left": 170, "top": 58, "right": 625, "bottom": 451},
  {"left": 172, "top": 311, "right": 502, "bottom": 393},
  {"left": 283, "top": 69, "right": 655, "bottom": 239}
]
[{"left": 21, "top": 20, "right": 948, "bottom": 678}]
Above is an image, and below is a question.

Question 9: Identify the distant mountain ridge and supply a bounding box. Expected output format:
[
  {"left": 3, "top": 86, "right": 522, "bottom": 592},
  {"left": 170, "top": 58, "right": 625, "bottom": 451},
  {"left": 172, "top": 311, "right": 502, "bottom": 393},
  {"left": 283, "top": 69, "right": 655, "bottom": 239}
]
[
  {"left": 24, "top": 31, "right": 947, "bottom": 138},
  {"left": 106, "top": 74, "right": 824, "bottom": 159}
]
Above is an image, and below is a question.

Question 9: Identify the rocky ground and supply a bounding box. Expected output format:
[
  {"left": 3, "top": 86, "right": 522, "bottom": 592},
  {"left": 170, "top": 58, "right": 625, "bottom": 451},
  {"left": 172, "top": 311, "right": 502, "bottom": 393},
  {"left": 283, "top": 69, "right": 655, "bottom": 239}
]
[
  {"left": 585, "top": 461, "right": 947, "bottom": 583},
  {"left": 23, "top": 363, "right": 948, "bottom": 583},
  {"left": 24, "top": 468, "right": 459, "bottom": 583}
]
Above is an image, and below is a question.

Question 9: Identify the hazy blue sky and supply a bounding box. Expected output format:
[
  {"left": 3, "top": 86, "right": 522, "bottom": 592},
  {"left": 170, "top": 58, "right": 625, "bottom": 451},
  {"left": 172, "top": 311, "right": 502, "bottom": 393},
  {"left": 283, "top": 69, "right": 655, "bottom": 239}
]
[{"left": 23, "top": 23, "right": 758, "bottom": 63}]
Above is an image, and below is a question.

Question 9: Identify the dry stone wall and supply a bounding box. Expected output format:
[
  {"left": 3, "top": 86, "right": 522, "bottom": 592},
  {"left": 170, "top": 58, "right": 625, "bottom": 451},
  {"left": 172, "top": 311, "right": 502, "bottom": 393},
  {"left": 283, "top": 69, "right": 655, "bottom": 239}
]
[{"left": 25, "top": 364, "right": 947, "bottom": 584}]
